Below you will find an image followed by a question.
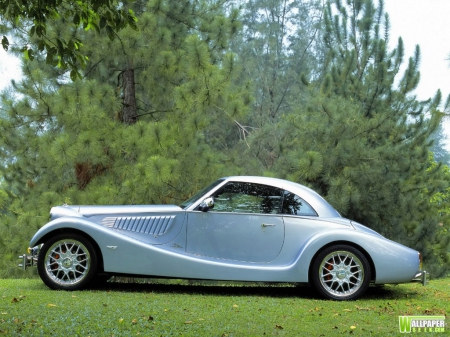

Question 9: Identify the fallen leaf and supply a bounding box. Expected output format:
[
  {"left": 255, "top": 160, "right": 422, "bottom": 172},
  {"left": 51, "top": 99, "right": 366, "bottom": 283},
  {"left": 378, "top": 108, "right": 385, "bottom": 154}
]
[
  {"left": 355, "top": 305, "right": 370, "bottom": 311},
  {"left": 184, "top": 321, "right": 193, "bottom": 324},
  {"left": 343, "top": 309, "right": 352, "bottom": 312},
  {"left": 350, "top": 326, "right": 357, "bottom": 329},
  {"left": 232, "top": 304, "right": 239, "bottom": 308},
  {"left": 118, "top": 318, "right": 124, "bottom": 323},
  {"left": 46, "top": 304, "right": 56, "bottom": 308},
  {"left": 275, "top": 324, "right": 283, "bottom": 330},
  {"left": 11, "top": 298, "right": 18, "bottom": 303},
  {"left": 131, "top": 319, "right": 137, "bottom": 325}
]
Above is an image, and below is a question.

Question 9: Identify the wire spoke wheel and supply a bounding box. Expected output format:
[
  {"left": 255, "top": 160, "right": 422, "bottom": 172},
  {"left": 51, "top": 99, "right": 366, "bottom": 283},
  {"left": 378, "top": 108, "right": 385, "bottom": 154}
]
[
  {"left": 38, "top": 234, "right": 98, "bottom": 290},
  {"left": 45, "top": 240, "right": 90, "bottom": 286},
  {"left": 311, "top": 245, "right": 371, "bottom": 300},
  {"left": 319, "top": 251, "right": 363, "bottom": 297}
]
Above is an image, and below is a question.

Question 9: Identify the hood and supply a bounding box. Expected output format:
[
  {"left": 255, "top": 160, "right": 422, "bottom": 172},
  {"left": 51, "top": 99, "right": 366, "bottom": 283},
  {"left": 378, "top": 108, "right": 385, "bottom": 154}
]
[{"left": 50, "top": 204, "right": 183, "bottom": 220}]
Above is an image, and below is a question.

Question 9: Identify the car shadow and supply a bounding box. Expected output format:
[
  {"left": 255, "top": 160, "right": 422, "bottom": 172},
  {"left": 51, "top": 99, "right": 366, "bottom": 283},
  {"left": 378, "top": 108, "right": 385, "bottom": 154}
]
[
  {"left": 94, "top": 280, "right": 317, "bottom": 299},
  {"left": 92, "top": 279, "right": 415, "bottom": 300},
  {"left": 363, "top": 284, "right": 422, "bottom": 300}
]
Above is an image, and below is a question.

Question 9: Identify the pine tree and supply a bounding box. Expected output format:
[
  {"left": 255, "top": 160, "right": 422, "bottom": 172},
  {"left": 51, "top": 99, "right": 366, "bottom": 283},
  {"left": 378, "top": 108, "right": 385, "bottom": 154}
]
[
  {"left": 226, "top": 0, "right": 324, "bottom": 170},
  {"left": 271, "top": 0, "right": 449, "bottom": 276},
  {"left": 0, "top": 0, "right": 250, "bottom": 276}
]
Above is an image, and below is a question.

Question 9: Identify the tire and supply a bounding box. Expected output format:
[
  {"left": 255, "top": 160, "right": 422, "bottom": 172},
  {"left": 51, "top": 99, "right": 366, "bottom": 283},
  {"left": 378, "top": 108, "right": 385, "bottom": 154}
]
[
  {"left": 310, "top": 245, "right": 371, "bottom": 300},
  {"left": 37, "top": 233, "right": 98, "bottom": 290}
]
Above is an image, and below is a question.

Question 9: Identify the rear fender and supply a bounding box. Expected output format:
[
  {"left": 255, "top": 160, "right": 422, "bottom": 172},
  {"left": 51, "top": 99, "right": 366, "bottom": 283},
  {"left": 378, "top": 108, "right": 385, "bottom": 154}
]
[{"left": 296, "top": 230, "right": 420, "bottom": 284}]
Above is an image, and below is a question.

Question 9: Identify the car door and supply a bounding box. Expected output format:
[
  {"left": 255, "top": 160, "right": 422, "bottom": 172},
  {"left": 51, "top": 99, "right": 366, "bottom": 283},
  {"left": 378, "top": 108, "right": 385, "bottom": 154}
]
[{"left": 186, "top": 182, "right": 285, "bottom": 262}]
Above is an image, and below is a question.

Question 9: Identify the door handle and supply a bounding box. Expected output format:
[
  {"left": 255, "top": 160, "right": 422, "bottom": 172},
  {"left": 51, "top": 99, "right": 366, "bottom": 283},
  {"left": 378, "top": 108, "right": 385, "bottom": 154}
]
[{"left": 261, "top": 223, "right": 276, "bottom": 228}]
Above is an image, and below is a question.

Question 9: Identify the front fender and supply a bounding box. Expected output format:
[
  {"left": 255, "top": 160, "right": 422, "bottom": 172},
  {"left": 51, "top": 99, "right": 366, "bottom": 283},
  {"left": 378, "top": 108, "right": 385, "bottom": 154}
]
[
  {"left": 29, "top": 217, "right": 168, "bottom": 275},
  {"left": 30, "top": 217, "right": 109, "bottom": 247},
  {"left": 295, "top": 230, "right": 420, "bottom": 284}
]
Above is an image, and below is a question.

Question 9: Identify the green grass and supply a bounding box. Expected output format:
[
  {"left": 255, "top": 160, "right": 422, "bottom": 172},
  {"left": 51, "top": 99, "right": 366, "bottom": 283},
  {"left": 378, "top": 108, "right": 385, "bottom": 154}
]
[{"left": 0, "top": 278, "right": 448, "bottom": 336}]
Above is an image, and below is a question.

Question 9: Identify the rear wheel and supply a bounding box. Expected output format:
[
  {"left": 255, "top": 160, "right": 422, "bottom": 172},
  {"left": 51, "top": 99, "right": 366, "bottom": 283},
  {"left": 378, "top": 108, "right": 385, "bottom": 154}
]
[
  {"left": 37, "top": 233, "right": 98, "bottom": 290},
  {"left": 311, "top": 245, "right": 371, "bottom": 300}
]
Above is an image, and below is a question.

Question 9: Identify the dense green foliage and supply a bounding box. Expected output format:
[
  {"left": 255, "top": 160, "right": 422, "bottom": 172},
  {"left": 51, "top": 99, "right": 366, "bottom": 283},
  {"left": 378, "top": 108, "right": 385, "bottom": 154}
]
[
  {"left": 1, "top": 278, "right": 449, "bottom": 336},
  {"left": 0, "top": 0, "right": 137, "bottom": 77},
  {"left": 0, "top": 0, "right": 449, "bottom": 277},
  {"left": 0, "top": 0, "right": 249, "bottom": 277}
]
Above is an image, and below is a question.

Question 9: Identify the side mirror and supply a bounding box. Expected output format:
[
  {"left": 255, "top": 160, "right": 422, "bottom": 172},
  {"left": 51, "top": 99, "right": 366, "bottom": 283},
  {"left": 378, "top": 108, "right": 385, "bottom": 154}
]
[{"left": 198, "top": 197, "right": 214, "bottom": 212}]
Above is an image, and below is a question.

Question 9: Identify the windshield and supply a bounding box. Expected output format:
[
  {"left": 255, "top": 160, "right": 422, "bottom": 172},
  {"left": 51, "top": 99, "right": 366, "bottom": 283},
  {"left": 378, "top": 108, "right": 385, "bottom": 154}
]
[{"left": 179, "top": 179, "right": 224, "bottom": 209}]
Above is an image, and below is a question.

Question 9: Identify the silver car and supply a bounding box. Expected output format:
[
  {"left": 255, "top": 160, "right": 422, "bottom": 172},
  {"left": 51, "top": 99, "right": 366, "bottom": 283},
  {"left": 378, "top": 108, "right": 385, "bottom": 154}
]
[{"left": 19, "top": 176, "right": 427, "bottom": 300}]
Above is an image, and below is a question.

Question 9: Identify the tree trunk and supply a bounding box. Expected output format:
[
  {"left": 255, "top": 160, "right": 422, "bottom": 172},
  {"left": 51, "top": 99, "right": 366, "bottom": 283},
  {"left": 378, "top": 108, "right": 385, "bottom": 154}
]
[{"left": 122, "top": 60, "right": 137, "bottom": 124}]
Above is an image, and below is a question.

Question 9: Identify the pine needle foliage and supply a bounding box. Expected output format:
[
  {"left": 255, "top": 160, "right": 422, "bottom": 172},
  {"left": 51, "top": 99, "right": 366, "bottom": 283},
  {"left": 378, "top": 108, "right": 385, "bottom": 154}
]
[
  {"left": 0, "top": 0, "right": 249, "bottom": 277},
  {"left": 228, "top": 0, "right": 449, "bottom": 276},
  {"left": 270, "top": 0, "right": 449, "bottom": 276},
  {"left": 0, "top": 0, "right": 448, "bottom": 278}
]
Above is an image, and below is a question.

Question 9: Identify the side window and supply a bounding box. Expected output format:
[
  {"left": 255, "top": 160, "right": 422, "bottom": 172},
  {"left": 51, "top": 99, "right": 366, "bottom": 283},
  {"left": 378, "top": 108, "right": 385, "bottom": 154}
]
[
  {"left": 212, "top": 182, "right": 283, "bottom": 214},
  {"left": 282, "top": 191, "right": 317, "bottom": 216}
]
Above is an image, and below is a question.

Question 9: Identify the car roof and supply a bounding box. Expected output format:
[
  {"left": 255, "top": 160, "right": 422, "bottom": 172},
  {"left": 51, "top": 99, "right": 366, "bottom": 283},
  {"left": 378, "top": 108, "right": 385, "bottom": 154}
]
[{"left": 220, "top": 176, "right": 341, "bottom": 218}]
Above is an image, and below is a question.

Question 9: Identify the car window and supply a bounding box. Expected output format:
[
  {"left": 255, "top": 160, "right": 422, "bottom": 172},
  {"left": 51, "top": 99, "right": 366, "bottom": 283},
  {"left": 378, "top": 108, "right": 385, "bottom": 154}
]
[
  {"left": 282, "top": 191, "right": 317, "bottom": 216},
  {"left": 180, "top": 179, "right": 225, "bottom": 209},
  {"left": 212, "top": 182, "right": 283, "bottom": 214}
]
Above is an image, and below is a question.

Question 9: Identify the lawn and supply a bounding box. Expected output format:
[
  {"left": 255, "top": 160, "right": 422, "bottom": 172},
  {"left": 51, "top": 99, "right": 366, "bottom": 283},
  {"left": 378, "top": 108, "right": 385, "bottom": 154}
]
[{"left": 0, "top": 278, "right": 448, "bottom": 336}]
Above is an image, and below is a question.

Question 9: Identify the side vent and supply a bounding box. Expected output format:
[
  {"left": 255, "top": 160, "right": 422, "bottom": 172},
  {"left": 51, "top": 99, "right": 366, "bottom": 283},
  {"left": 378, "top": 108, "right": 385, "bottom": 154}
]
[
  {"left": 102, "top": 216, "right": 175, "bottom": 236},
  {"left": 102, "top": 217, "right": 117, "bottom": 228}
]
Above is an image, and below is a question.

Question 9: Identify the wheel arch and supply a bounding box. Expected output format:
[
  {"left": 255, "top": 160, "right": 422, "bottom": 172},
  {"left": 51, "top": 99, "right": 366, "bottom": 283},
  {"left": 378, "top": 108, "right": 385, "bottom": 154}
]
[
  {"left": 36, "top": 228, "right": 106, "bottom": 273},
  {"left": 307, "top": 240, "right": 376, "bottom": 283}
]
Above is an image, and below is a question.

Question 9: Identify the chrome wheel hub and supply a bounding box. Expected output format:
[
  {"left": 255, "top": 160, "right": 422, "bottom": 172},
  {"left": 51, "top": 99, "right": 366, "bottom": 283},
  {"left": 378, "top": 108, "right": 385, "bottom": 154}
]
[
  {"left": 337, "top": 268, "right": 347, "bottom": 279},
  {"left": 62, "top": 257, "right": 73, "bottom": 268}
]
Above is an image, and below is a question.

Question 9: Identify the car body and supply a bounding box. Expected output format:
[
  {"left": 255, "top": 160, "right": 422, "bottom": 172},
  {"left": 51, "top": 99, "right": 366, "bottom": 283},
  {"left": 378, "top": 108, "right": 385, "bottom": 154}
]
[{"left": 19, "top": 176, "right": 427, "bottom": 300}]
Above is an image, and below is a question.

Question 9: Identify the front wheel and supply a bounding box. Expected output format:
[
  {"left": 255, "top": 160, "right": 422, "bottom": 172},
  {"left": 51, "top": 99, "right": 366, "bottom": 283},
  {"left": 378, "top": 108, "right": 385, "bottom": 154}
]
[
  {"left": 37, "top": 233, "right": 98, "bottom": 290},
  {"left": 310, "top": 245, "right": 371, "bottom": 300}
]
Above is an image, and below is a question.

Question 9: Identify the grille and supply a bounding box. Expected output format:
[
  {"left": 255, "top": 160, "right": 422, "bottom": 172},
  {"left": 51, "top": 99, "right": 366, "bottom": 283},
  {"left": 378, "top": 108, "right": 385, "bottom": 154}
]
[{"left": 102, "top": 216, "right": 175, "bottom": 236}]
